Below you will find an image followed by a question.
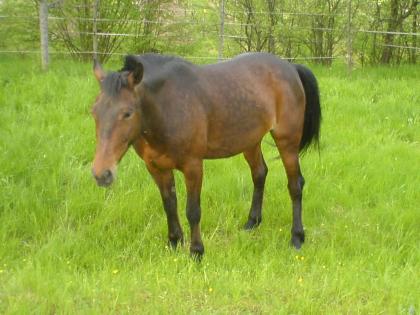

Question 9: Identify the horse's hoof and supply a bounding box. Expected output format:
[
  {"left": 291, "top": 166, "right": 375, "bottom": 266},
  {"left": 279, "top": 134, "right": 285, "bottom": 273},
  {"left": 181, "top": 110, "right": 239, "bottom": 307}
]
[
  {"left": 243, "top": 217, "right": 261, "bottom": 230},
  {"left": 190, "top": 243, "right": 204, "bottom": 261},
  {"left": 291, "top": 231, "right": 305, "bottom": 249},
  {"left": 168, "top": 236, "right": 184, "bottom": 250}
]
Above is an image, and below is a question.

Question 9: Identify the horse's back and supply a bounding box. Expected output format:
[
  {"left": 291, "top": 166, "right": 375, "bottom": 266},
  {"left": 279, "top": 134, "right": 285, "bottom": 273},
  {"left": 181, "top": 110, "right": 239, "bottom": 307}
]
[
  {"left": 197, "top": 53, "right": 304, "bottom": 158},
  {"left": 139, "top": 53, "right": 305, "bottom": 160}
]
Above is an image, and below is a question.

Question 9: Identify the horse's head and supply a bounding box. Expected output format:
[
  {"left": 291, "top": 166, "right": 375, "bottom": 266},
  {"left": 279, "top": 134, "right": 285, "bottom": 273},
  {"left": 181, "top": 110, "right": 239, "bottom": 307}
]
[{"left": 91, "top": 57, "right": 144, "bottom": 187}]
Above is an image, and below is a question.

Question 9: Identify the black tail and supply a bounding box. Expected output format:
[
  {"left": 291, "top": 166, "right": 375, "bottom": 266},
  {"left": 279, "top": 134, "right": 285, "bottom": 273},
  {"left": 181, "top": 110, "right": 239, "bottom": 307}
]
[{"left": 294, "top": 64, "right": 322, "bottom": 153}]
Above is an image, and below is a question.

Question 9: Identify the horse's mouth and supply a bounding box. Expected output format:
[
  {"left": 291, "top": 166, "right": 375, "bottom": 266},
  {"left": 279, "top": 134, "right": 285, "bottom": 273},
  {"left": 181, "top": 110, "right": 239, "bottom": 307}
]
[
  {"left": 92, "top": 168, "right": 115, "bottom": 188},
  {"left": 96, "top": 178, "right": 114, "bottom": 187}
]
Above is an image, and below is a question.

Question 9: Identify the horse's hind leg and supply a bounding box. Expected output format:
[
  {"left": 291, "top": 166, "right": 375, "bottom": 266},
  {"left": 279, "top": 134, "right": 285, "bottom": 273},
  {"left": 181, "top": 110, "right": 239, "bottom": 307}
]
[
  {"left": 271, "top": 132, "right": 305, "bottom": 249},
  {"left": 243, "top": 143, "right": 268, "bottom": 230}
]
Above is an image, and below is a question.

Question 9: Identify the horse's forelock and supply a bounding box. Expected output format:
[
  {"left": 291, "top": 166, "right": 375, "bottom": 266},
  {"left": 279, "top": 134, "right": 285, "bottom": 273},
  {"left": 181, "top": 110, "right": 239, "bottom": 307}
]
[{"left": 102, "top": 71, "right": 128, "bottom": 98}]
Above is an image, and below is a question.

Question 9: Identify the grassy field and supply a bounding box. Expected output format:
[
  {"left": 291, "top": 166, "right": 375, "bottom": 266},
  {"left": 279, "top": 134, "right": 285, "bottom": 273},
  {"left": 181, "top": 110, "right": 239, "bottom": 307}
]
[{"left": 0, "top": 56, "right": 419, "bottom": 314}]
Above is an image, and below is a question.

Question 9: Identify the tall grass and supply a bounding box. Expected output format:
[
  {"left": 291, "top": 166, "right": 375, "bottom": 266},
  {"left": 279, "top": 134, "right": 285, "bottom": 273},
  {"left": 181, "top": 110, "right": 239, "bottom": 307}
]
[{"left": 0, "top": 56, "right": 419, "bottom": 314}]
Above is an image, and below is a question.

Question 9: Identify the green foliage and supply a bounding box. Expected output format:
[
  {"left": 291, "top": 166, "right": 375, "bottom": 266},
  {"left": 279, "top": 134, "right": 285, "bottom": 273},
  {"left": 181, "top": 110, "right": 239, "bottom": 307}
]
[
  {"left": 0, "top": 0, "right": 39, "bottom": 51},
  {"left": 49, "top": 0, "right": 173, "bottom": 62},
  {"left": 0, "top": 0, "right": 417, "bottom": 65},
  {"left": 353, "top": 0, "right": 418, "bottom": 65},
  {"left": 0, "top": 57, "right": 419, "bottom": 313}
]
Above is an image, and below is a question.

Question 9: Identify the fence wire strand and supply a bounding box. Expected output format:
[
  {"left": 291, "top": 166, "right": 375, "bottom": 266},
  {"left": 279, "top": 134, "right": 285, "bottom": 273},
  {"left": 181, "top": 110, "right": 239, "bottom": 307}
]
[{"left": 0, "top": 4, "right": 418, "bottom": 63}]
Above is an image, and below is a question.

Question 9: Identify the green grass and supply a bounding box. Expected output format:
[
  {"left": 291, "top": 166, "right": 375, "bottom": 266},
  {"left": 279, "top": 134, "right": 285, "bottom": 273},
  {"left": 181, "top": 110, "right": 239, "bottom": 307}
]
[{"left": 0, "top": 56, "right": 419, "bottom": 314}]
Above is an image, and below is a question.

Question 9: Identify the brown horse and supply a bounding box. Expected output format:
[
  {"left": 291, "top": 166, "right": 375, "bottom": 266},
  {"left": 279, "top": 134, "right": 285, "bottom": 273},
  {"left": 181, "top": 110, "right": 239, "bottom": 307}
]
[{"left": 91, "top": 52, "right": 321, "bottom": 259}]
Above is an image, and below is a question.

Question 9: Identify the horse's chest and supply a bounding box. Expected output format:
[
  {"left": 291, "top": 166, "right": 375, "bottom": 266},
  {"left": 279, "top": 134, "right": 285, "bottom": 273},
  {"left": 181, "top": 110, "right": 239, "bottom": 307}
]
[{"left": 133, "top": 139, "right": 176, "bottom": 170}]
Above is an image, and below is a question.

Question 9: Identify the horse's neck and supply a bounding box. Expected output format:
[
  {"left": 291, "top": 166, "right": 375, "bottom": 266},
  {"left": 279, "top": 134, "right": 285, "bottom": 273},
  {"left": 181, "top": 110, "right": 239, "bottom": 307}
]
[{"left": 138, "top": 102, "right": 167, "bottom": 155}]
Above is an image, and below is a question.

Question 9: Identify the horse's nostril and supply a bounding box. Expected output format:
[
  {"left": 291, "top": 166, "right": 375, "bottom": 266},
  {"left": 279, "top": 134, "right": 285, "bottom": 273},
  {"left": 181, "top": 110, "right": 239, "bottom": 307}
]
[
  {"left": 103, "top": 169, "right": 112, "bottom": 180},
  {"left": 92, "top": 168, "right": 113, "bottom": 187}
]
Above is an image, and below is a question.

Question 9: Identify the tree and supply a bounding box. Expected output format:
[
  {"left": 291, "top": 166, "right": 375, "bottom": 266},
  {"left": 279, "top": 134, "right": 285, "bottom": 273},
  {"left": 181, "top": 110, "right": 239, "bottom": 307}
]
[
  {"left": 306, "top": 0, "right": 344, "bottom": 65},
  {"left": 231, "top": 0, "right": 269, "bottom": 52},
  {"left": 266, "top": 0, "right": 278, "bottom": 53},
  {"left": 49, "top": 0, "right": 133, "bottom": 62},
  {"left": 380, "top": 0, "right": 417, "bottom": 64},
  {"left": 0, "top": 0, "right": 40, "bottom": 51}
]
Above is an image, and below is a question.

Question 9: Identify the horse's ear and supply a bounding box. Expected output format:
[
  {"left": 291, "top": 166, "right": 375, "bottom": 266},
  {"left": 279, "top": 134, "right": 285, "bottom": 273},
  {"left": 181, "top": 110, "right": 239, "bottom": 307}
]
[
  {"left": 125, "top": 55, "right": 144, "bottom": 89},
  {"left": 93, "top": 59, "right": 105, "bottom": 83}
]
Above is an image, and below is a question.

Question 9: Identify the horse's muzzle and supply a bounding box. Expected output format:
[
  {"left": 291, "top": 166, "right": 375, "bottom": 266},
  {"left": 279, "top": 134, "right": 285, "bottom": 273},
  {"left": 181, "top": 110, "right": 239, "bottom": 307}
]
[{"left": 92, "top": 168, "right": 114, "bottom": 187}]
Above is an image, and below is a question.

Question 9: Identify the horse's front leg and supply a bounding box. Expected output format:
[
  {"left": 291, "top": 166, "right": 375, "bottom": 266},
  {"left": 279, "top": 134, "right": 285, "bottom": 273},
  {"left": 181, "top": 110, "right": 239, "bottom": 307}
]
[
  {"left": 182, "top": 159, "right": 204, "bottom": 259},
  {"left": 146, "top": 164, "right": 184, "bottom": 249}
]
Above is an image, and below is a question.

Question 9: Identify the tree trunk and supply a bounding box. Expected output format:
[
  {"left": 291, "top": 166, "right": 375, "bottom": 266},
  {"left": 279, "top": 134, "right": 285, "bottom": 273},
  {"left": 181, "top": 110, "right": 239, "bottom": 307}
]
[
  {"left": 266, "top": 0, "right": 277, "bottom": 53},
  {"left": 39, "top": 0, "right": 49, "bottom": 70},
  {"left": 380, "top": 0, "right": 416, "bottom": 64},
  {"left": 380, "top": 0, "right": 399, "bottom": 64},
  {"left": 411, "top": 3, "right": 417, "bottom": 64}
]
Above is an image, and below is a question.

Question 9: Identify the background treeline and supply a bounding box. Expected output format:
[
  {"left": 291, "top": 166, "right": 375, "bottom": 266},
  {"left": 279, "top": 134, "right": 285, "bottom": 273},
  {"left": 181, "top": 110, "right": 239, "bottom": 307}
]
[{"left": 0, "top": 0, "right": 418, "bottom": 65}]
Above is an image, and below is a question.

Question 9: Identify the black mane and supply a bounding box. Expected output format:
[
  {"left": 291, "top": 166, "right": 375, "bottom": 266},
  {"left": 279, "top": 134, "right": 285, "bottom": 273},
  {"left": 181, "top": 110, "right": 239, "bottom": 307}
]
[
  {"left": 121, "top": 54, "right": 190, "bottom": 72},
  {"left": 102, "top": 53, "right": 193, "bottom": 97}
]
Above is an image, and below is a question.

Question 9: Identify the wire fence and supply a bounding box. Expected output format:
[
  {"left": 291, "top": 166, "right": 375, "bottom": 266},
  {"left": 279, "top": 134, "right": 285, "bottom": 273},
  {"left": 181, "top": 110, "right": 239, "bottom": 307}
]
[{"left": 0, "top": 0, "right": 418, "bottom": 69}]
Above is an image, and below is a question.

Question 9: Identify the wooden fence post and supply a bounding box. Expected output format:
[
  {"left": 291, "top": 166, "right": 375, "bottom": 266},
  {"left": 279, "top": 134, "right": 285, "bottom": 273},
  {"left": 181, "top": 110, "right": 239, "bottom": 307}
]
[
  {"left": 39, "top": 0, "right": 49, "bottom": 70},
  {"left": 347, "top": 0, "right": 353, "bottom": 72},
  {"left": 218, "top": 0, "right": 225, "bottom": 62},
  {"left": 93, "top": 0, "right": 99, "bottom": 62}
]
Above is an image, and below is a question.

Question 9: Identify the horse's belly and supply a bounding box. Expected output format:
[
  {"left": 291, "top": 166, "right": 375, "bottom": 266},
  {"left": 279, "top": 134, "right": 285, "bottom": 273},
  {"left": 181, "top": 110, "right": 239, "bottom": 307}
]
[
  {"left": 204, "top": 123, "right": 271, "bottom": 159},
  {"left": 203, "top": 92, "right": 276, "bottom": 159}
]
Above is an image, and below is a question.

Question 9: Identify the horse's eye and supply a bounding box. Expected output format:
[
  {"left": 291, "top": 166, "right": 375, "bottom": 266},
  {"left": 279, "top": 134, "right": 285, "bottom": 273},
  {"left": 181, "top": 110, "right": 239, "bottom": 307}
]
[{"left": 122, "top": 111, "right": 133, "bottom": 120}]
